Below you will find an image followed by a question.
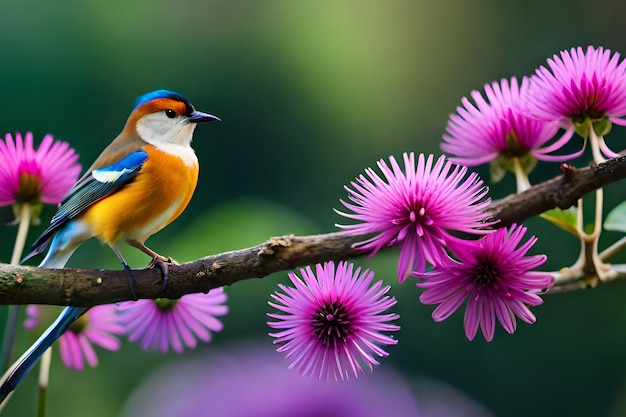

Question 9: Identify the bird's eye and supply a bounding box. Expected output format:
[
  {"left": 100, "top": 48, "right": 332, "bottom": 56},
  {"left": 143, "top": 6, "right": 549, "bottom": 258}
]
[{"left": 165, "top": 109, "right": 176, "bottom": 119}]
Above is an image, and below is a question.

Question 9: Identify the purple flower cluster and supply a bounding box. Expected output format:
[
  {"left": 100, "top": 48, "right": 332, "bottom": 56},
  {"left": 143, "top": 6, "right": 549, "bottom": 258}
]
[
  {"left": 335, "top": 152, "right": 553, "bottom": 342},
  {"left": 330, "top": 46, "right": 618, "bottom": 344},
  {"left": 443, "top": 45, "right": 626, "bottom": 167}
]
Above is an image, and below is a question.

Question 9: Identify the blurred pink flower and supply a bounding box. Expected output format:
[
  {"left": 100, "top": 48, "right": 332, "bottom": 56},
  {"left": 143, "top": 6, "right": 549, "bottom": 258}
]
[
  {"left": 120, "top": 346, "right": 431, "bottom": 417},
  {"left": 23, "top": 305, "right": 41, "bottom": 330},
  {"left": 268, "top": 261, "right": 400, "bottom": 380},
  {"left": 336, "top": 153, "right": 493, "bottom": 282},
  {"left": 0, "top": 132, "right": 81, "bottom": 206},
  {"left": 418, "top": 224, "right": 554, "bottom": 341},
  {"left": 117, "top": 288, "right": 228, "bottom": 353},
  {"left": 59, "top": 305, "right": 124, "bottom": 371}
]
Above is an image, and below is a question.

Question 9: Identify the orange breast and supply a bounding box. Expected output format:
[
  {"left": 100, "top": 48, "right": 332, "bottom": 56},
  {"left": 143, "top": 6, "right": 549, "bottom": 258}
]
[{"left": 80, "top": 145, "right": 199, "bottom": 244}]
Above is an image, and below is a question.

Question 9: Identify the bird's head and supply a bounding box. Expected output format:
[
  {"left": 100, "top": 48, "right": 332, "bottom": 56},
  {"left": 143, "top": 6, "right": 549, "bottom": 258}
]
[{"left": 127, "top": 89, "right": 220, "bottom": 147}]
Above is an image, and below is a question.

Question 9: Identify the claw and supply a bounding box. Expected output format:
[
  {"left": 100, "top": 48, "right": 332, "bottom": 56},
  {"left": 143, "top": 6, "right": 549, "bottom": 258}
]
[
  {"left": 148, "top": 256, "right": 178, "bottom": 290},
  {"left": 126, "top": 239, "right": 177, "bottom": 291}
]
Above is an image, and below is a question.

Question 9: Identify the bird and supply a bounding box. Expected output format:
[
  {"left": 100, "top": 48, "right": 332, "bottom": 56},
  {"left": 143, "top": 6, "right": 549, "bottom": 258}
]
[{"left": 0, "top": 89, "right": 219, "bottom": 403}]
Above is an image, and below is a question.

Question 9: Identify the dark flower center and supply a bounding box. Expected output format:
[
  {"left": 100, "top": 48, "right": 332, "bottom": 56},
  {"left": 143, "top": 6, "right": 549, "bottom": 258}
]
[
  {"left": 573, "top": 108, "right": 605, "bottom": 121},
  {"left": 311, "top": 301, "right": 352, "bottom": 347},
  {"left": 68, "top": 314, "right": 89, "bottom": 334},
  {"left": 155, "top": 298, "right": 178, "bottom": 311},
  {"left": 472, "top": 259, "right": 501, "bottom": 287},
  {"left": 501, "top": 131, "right": 529, "bottom": 158},
  {"left": 15, "top": 171, "right": 42, "bottom": 203},
  {"left": 392, "top": 204, "right": 433, "bottom": 238}
]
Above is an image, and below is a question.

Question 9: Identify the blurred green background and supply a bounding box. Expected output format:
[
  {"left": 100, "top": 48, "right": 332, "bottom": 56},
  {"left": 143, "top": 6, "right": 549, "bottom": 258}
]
[{"left": 2, "top": 0, "right": 626, "bottom": 416}]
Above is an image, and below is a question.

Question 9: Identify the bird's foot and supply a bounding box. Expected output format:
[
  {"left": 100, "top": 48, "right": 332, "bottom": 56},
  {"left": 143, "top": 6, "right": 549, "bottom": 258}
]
[
  {"left": 110, "top": 244, "right": 138, "bottom": 300},
  {"left": 148, "top": 256, "right": 178, "bottom": 290},
  {"left": 122, "top": 263, "right": 138, "bottom": 301}
]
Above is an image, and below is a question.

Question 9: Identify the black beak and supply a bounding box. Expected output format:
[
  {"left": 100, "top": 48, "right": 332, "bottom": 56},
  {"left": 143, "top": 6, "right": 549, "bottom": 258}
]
[{"left": 188, "top": 110, "right": 221, "bottom": 123}]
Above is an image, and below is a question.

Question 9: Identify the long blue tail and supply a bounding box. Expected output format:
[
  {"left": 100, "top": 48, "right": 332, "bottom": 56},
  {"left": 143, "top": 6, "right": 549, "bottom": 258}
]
[
  {"left": 0, "top": 306, "right": 88, "bottom": 403},
  {"left": 0, "top": 224, "right": 90, "bottom": 404}
]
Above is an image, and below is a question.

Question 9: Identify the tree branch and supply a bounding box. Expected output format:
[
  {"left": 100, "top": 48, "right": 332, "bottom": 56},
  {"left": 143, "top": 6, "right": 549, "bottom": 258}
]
[
  {"left": 489, "top": 157, "right": 626, "bottom": 225},
  {"left": 2, "top": 156, "right": 626, "bottom": 306}
]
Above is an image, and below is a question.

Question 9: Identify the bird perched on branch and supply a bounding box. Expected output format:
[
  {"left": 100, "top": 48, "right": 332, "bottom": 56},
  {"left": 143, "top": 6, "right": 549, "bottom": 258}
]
[{"left": 0, "top": 89, "right": 219, "bottom": 403}]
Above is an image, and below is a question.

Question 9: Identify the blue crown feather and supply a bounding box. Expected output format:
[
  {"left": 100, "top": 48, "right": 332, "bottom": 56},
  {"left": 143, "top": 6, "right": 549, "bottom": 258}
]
[{"left": 133, "top": 89, "right": 188, "bottom": 109}]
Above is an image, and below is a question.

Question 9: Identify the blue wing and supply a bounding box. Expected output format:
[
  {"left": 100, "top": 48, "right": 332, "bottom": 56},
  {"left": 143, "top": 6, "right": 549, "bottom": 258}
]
[
  {"left": 22, "top": 149, "right": 149, "bottom": 262},
  {"left": 0, "top": 306, "right": 88, "bottom": 403}
]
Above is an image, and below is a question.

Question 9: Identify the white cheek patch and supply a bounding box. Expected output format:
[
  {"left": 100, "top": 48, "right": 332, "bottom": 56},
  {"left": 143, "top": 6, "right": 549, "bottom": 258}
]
[
  {"left": 136, "top": 113, "right": 196, "bottom": 146},
  {"left": 136, "top": 114, "right": 199, "bottom": 167},
  {"left": 136, "top": 113, "right": 173, "bottom": 144}
]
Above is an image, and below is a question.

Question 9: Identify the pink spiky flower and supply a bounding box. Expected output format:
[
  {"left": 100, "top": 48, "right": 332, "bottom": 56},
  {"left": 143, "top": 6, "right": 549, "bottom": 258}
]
[
  {"left": 528, "top": 46, "right": 626, "bottom": 158},
  {"left": 418, "top": 224, "right": 554, "bottom": 342},
  {"left": 0, "top": 132, "right": 81, "bottom": 207},
  {"left": 59, "top": 305, "right": 124, "bottom": 371},
  {"left": 442, "top": 77, "right": 573, "bottom": 168},
  {"left": 117, "top": 288, "right": 228, "bottom": 353},
  {"left": 336, "top": 153, "right": 494, "bottom": 283},
  {"left": 267, "top": 261, "right": 400, "bottom": 381}
]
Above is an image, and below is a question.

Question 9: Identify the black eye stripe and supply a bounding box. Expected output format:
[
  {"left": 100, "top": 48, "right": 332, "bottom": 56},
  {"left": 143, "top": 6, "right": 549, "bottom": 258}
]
[{"left": 165, "top": 109, "right": 176, "bottom": 118}]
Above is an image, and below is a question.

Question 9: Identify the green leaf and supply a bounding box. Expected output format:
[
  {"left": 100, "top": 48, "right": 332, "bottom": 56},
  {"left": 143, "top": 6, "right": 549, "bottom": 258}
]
[
  {"left": 604, "top": 201, "right": 626, "bottom": 233},
  {"left": 541, "top": 207, "right": 579, "bottom": 235}
]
